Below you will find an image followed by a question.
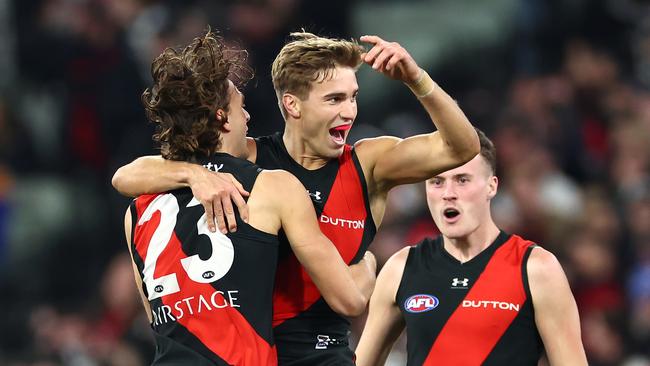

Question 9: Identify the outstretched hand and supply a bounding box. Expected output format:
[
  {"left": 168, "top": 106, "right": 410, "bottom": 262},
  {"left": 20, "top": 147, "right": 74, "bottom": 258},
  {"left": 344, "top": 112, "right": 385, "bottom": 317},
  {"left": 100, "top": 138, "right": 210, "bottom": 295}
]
[
  {"left": 360, "top": 35, "right": 421, "bottom": 83},
  {"left": 189, "top": 168, "right": 249, "bottom": 234}
]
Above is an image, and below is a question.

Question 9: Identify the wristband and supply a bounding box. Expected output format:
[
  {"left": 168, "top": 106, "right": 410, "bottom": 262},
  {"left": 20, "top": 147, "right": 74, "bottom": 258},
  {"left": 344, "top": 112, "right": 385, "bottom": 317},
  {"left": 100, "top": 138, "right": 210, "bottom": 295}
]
[{"left": 406, "top": 69, "right": 436, "bottom": 98}]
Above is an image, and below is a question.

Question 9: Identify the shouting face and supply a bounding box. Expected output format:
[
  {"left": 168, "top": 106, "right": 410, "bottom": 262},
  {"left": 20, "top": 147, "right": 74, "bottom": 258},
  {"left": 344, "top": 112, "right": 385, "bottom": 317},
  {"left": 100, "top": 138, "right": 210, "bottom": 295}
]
[
  {"left": 292, "top": 66, "right": 358, "bottom": 159},
  {"left": 426, "top": 155, "right": 498, "bottom": 240}
]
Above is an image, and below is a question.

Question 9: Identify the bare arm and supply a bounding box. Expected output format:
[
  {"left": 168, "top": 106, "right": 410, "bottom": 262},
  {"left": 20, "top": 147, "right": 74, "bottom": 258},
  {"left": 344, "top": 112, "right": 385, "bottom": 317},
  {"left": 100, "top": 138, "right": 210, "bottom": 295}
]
[
  {"left": 112, "top": 155, "right": 249, "bottom": 234},
  {"left": 349, "top": 251, "right": 378, "bottom": 305},
  {"left": 357, "top": 35, "right": 479, "bottom": 190},
  {"left": 528, "top": 247, "right": 588, "bottom": 366},
  {"left": 266, "top": 171, "right": 376, "bottom": 316},
  {"left": 113, "top": 156, "right": 196, "bottom": 196},
  {"left": 124, "top": 206, "right": 153, "bottom": 323},
  {"left": 356, "top": 247, "right": 409, "bottom": 366}
]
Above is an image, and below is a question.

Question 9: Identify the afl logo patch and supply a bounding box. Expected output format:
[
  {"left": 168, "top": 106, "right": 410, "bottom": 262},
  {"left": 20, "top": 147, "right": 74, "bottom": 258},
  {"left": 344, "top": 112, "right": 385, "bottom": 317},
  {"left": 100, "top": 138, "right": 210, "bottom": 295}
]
[{"left": 404, "top": 294, "right": 439, "bottom": 313}]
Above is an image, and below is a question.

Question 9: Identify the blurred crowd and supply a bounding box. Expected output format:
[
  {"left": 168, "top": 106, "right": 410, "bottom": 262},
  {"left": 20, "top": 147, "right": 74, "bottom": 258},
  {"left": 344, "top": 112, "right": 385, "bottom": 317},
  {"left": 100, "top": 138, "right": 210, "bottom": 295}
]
[{"left": 0, "top": 0, "right": 649, "bottom": 365}]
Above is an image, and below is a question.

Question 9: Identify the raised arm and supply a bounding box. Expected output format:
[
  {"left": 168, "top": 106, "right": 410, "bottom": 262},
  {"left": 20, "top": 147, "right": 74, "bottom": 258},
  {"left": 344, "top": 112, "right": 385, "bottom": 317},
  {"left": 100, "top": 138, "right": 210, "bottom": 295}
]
[
  {"left": 356, "top": 35, "right": 479, "bottom": 190},
  {"left": 528, "top": 247, "right": 588, "bottom": 366},
  {"left": 262, "top": 170, "right": 377, "bottom": 316},
  {"left": 112, "top": 156, "right": 249, "bottom": 234},
  {"left": 356, "top": 247, "right": 409, "bottom": 366}
]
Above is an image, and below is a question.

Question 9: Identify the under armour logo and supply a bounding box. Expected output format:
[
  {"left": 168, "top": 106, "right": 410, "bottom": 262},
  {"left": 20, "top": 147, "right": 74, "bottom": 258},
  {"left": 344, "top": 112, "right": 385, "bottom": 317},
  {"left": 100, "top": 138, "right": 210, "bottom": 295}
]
[
  {"left": 315, "top": 334, "right": 332, "bottom": 350},
  {"left": 308, "top": 190, "right": 322, "bottom": 202},
  {"left": 451, "top": 277, "right": 469, "bottom": 288},
  {"left": 203, "top": 162, "right": 224, "bottom": 172}
]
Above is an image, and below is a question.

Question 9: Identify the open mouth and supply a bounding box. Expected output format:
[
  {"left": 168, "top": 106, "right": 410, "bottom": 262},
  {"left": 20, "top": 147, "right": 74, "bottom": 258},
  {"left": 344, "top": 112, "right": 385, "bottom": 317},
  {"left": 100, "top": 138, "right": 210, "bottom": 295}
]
[
  {"left": 329, "top": 125, "right": 351, "bottom": 145},
  {"left": 443, "top": 208, "right": 460, "bottom": 219}
]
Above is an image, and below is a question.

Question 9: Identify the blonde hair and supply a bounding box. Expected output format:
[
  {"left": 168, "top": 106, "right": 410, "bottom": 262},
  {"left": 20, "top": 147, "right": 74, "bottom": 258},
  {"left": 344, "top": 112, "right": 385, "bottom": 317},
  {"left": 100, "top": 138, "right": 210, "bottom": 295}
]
[{"left": 271, "top": 32, "right": 364, "bottom": 118}]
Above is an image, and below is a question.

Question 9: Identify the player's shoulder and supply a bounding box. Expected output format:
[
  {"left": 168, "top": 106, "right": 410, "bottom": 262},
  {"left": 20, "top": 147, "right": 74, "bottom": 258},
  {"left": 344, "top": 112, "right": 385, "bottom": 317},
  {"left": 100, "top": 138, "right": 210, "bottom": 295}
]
[
  {"left": 527, "top": 245, "right": 565, "bottom": 285},
  {"left": 528, "top": 245, "right": 560, "bottom": 268},
  {"left": 258, "top": 169, "right": 300, "bottom": 185},
  {"left": 255, "top": 169, "right": 305, "bottom": 198},
  {"left": 525, "top": 243, "right": 576, "bottom": 314},
  {"left": 381, "top": 246, "right": 411, "bottom": 278},
  {"left": 374, "top": 246, "right": 412, "bottom": 303}
]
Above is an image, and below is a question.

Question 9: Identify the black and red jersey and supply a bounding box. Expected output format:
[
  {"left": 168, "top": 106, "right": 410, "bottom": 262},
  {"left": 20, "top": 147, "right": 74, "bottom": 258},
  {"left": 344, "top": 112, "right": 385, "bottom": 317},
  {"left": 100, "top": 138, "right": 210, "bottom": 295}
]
[
  {"left": 396, "top": 232, "right": 543, "bottom": 366},
  {"left": 129, "top": 153, "right": 278, "bottom": 365},
  {"left": 254, "top": 132, "right": 376, "bottom": 363}
]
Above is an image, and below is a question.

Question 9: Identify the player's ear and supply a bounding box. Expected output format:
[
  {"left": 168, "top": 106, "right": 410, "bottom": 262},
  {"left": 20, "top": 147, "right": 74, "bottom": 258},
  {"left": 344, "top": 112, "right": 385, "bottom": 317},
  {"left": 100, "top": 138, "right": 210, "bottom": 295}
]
[
  {"left": 282, "top": 93, "right": 301, "bottom": 119},
  {"left": 216, "top": 109, "right": 231, "bottom": 132},
  {"left": 487, "top": 175, "right": 498, "bottom": 200}
]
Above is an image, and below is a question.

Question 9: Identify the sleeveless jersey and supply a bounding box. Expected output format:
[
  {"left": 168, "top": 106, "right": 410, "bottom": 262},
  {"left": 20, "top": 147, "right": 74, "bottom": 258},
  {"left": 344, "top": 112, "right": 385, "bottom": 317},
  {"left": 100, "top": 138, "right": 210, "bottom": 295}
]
[
  {"left": 129, "top": 153, "right": 278, "bottom": 365},
  {"left": 396, "top": 232, "right": 543, "bottom": 366},
  {"left": 254, "top": 132, "right": 376, "bottom": 359}
]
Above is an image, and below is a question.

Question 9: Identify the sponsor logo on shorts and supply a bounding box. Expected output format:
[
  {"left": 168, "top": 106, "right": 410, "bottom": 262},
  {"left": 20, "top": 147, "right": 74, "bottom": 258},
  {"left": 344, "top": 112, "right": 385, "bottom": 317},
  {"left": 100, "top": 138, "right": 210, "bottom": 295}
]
[
  {"left": 404, "top": 294, "right": 439, "bottom": 313},
  {"left": 315, "top": 334, "right": 335, "bottom": 349}
]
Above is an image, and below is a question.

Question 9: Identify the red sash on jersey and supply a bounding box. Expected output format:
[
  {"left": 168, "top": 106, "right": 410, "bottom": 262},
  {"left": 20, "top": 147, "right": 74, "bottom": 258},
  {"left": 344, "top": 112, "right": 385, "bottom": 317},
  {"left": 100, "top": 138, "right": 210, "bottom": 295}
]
[
  {"left": 423, "top": 235, "right": 533, "bottom": 365},
  {"left": 133, "top": 195, "right": 277, "bottom": 366},
  {"left": 272, "top": 145, "right": 367, "bottom": 326}
]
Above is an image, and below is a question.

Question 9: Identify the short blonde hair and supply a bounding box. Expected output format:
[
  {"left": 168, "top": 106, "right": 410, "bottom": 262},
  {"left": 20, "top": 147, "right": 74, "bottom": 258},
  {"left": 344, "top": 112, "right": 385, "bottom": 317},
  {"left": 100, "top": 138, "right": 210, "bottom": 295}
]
[{"left": 271, "top": 32, "right": 364, "bottom": 118}]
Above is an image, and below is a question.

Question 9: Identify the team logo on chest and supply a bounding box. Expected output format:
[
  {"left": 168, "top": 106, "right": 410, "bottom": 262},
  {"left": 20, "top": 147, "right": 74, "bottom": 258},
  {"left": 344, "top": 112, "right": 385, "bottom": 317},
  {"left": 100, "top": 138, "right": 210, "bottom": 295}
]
[{"left": 404, "top": 294, "right": 439, "bottom": 313}]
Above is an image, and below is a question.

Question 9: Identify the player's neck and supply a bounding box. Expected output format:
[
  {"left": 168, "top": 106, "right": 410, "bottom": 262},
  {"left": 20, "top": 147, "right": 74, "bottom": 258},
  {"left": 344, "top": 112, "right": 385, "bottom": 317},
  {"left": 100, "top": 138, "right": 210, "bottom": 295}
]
[
  {"left": 443, "top": 219, "right": 500, "bottom": 263},
  {"left": 218, "top": 136, "right": 244, "bottom": 159},
  {"left": 282, "top": 127, "right": 329, "bottom": 170}
]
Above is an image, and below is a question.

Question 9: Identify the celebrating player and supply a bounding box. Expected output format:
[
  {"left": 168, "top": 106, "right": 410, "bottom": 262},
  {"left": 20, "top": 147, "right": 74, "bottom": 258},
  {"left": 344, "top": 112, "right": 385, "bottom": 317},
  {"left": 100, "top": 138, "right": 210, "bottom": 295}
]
[{"left": 355, "top": 129, "right": 587, "bottom": 366}]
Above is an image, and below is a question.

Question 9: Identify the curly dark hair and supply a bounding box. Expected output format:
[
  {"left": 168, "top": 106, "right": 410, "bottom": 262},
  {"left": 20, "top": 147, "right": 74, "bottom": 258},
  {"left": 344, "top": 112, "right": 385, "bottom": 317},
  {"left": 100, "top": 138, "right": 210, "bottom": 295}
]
[{"left": 142, "top": 30, "right": 253, "bottom": 162}]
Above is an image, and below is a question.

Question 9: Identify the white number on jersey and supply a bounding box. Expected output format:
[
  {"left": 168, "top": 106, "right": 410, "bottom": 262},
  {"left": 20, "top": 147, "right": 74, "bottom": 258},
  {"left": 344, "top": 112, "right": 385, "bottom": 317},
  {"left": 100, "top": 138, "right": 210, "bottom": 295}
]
[{"left": 137, "top": 195, "right": 234, "bottom": 300}]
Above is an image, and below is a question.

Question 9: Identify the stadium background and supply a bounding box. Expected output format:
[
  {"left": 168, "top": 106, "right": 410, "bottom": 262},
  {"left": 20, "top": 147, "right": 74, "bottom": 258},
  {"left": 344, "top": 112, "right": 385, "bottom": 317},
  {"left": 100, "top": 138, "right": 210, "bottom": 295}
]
[{"left": 0, "top": 0, "right": 649, "bottom": 364}]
